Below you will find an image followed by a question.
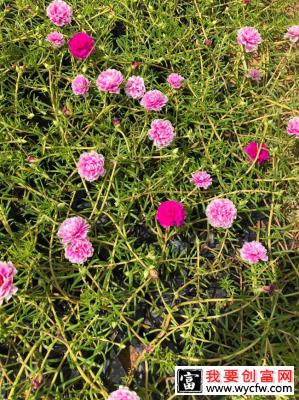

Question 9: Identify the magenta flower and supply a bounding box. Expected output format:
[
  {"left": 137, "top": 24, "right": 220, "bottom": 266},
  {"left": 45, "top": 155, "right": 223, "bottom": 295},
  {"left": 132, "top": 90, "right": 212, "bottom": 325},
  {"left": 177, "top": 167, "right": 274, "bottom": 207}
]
[
  {"left": 206, "top": 198, "right": 237, "bottom": 229},
  {"left": 237, "top": 27, "right": 262, "bottom": 52},
  {"left": 46, "top": 31, "right": 64, "bottom": 47},
  {"left": 156, "top": 200, "right": 186, "bottom": 228},
  {"left": 68, "top": 32, "right": 95, "bottom": 60},
  {"left": 96, "top": 69, "right": 123, "bottom": 94},
  {"left": 284, "top": 26, "right": 299, "bottom": 43},
  {"left": 125, "top": 76, "right": 145, "bottom": 99},
  {"left": 191, "top": 171, "right": 212, "bottom": 189},
  {"left": 243, "top": 142, "right": 270, "bottom": 164},
  {"left": 77, "top": 151, "right": 106, "bottom": 182},
  {"left": 148, "top": 119, "right": 175, "bottom": 148},
  {"left": 64, "top": 238, "right": 94, "bottom": 264},
  {"left": 140, "top": 90, "right": 168, "bottom": 111},
  {"left": 57, "top": 216, "right": 90, "bottom": 245},
  {"left": 46, "top": 0, "right": 72, "bottom": 27},
  {"left": 108, "top": 386, "right": 140, "bottom": 400},
  {"left": 0, "top": 261, "right": 18, "bottom": 306},
  {"left": 247, "top": 68, "right": 261, "bottom": 81},
  {"left": 287, "top": 117, "right": 299, "bottom": 138},
  {"left": 167, "top": 73, "right": 184, "bottom": 89},
  {"left": 71, "top": 75, "right": 90, "bottom": 96},
  {"left": 240, "top": 241, "right": 268, "bottom": 264}
]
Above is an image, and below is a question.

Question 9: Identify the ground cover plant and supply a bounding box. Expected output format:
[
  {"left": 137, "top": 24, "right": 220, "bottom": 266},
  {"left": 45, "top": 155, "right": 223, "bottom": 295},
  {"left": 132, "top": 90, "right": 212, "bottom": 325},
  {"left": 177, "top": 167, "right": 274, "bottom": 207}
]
[{"left": 0, "top": 0, "right": 298, "bottom": 398}]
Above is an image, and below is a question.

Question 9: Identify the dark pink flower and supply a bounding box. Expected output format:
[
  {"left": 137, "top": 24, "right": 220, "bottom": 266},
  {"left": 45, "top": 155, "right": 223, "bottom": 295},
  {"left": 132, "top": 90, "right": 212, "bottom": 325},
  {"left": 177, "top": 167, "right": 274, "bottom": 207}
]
[
  {"left": 243, "top": 142, "right": 270, "bottom": 164},
  {"left": 156, "top": 200, "right": 186, "bottom": 228},
  {"left": 68, "top": 32, "right": 95, "bottom": 60}
]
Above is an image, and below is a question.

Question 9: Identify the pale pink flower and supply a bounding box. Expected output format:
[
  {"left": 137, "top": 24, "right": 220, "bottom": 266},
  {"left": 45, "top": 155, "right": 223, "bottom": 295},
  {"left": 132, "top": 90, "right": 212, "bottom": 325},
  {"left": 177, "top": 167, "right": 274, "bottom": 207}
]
[
  {"left": 64, "top": 238, "right": 94, "bottom": 264},
  {"left": 0, "top": 261, "right": 18, "bottom": 305},
  {"left": 57, "top": 216, "right": 90, "bottom": 245},
  {"left": 108, "top": 386, "right": 140, "bottom": 400},
  {"left": 148, "top": 119, "right": 175, "bottom": 148},
  {"left": 46, "top": 0, "right": 72, "bottom": 27},
  {"left": 71, "top": 75, "right": 90, "bottom": 96},
  {"left": 77, "top": 151, "right": 106, "bottom": 181},
  {"left": 191, "top": 171, "right": 212, "bottom": 189},
  {"left": 96, "top": 69, "right": 123, "bottom": 94},
  {"left": 156, "top": 200, "right": 186, "bottom": 228},
  {"left": 125, "top": 76, "right": 145, "bottom": 99},
  {"left": 287, "top": 117, "right": 299, "bottom": 138},
  {"left": 140, "top": 90, "right": 168, "bottom": 111},
  {"left": 247, "top": 68, "right": 261, "bottom": 81},
  {"left": 237, "top": 27, "right": 262, "bottom": 52},
  {"left": 46, "top": 31, "right": 64, "bottom": 47},
  {"left": 206, "top": 198, "right": 237, "bottom": 229},
  {"left": 240, "top": 241, "right": 268, "bottom": 264},
  {"left": 167, "top": 73, "right": 184, "bottom": 89},
  {"left": 284, "top": 26, "right": 299, "bottom": 43}
]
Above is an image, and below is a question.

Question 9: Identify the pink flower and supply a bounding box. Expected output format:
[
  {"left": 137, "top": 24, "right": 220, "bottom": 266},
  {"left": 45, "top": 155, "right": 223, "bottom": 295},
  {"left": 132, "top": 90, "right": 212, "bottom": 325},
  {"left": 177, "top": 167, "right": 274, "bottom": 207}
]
[
  {"left": 68, "top": 32, "right": 95, "bottom": 60},
  {"left": 191, "top": 171, "right": 212, "bottom": 189},
  {"left": 125, "top": 76, "right": 145, "bottom": 99},
  {"left": 140, "top": 90, "right": 168, "bottom": 111},
  {"left": 206, "top": 198, "right": 237, "bottom": 229},
  {"left": 243, "top": 0, "right": 250, "bottom": 4},
  {"left": 167, "top": 73, "right": 184, "bottom": 89},
  {"left": 287, "top": 117, "right": 299, "bottom": 138},
  {"left": 46, "top": 31, "right": 64, "bottom": 47},
  {"left": 237, "top": 27, "right": 262, "bottom": 52},
  {"left": 243, "top": 142, "right": 270, "bottom": 164},
  {"left": 57, "top": 216, "right": 90, "bottom": 245},
  {"left": 247, "top": 68, "right": 261, "bottom": 81},
  {"left": 240, "top": 241, "right": 268, "bottom": 264},
  {"left": 63, "top": 105, "right": 70, "bottom": 115},
  {"left": 108, "top": 386, "right": 140, "bottom": 400},
  {"left": 46, "top": 0, "right": 72, "bottom": 27},
  {"left": 96, "top": 69, "right": 123, "bottom": 94},
  {"left": 64, "top": 239, "right": 94, "bottom": 264},
  {"left": 71, "top": 75, "right": 90, "bottom": 96},
  {"left": 284, "top": 26, "right": 299, "bottom": 43},
  {"left": 77, "top": 151, "right": 106, "bottom": 181},
  {"left": 0, "top": 261, "right": 18, "bottom": 305},
  {"left": 148, "top": 119, "right": 175, "bottom": 148},
  {"left": 156, "top": 200, "right": 186, "bottom": 228}
]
